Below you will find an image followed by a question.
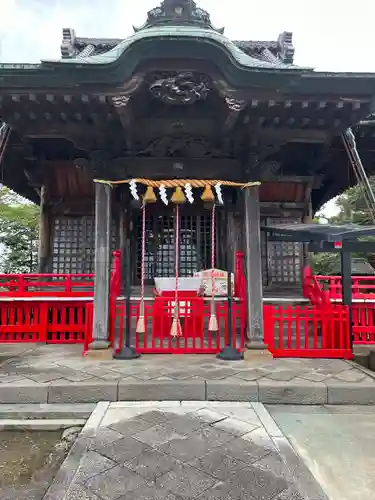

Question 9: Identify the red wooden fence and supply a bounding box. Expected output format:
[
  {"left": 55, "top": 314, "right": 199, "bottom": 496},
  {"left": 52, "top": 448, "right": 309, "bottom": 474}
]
[
  {"left": 111, "top": 297, "right": 246, "bottom": 354},
  {"left": 352, "top": 303, "right": 375, "bottom": 344},
  {"left": 264, "top": 304, "right": 353, "bottom": 359},
  {"left": 0, "top": 273, "right": 94, "bottom": 297},
  {"left": 0, "top": 300, "right": 91, "bottom": 343},
  {"left": 303, "top": 266, "right": 375, "bottom": 302}
]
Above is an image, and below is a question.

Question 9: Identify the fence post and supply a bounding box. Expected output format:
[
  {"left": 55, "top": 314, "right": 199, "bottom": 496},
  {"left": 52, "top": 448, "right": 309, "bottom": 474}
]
[{"left": 39, "top": 302, "right": 49, "bottom": 343}]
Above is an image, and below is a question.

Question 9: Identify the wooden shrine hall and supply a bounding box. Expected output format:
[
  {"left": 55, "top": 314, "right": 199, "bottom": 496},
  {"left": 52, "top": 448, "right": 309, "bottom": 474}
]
[{"left": 1, "top": 0, "right": 375, "bottom": 353}]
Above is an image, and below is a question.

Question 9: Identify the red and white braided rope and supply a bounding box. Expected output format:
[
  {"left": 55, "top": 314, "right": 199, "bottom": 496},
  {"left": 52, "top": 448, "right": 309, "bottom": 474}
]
[
  {"left": 211, "top": 204, "right": 216, "bottom": 295},
  {"left": 140, "top": 203, "right": 146, "bottom": 308},
  {"left": 174, "top": 204, "right": 180, "bottom": 307}
]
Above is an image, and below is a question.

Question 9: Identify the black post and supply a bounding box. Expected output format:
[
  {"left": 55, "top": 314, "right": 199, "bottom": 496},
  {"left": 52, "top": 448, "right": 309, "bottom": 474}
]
[
  {"left": 217, "top": 206, "right": 243, "bottom": 361},
  {"left": 114, "top": 238, "right": 140, "bottom": 359},
  {"left": 341, "top": 251, "right": 353, "bottom": 349}
]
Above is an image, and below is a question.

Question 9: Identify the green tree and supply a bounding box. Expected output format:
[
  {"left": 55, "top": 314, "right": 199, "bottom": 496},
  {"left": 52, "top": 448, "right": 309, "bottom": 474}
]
[
  {"left": 312, "top": 176, "right": 375, "bottom": 274},
  {"left": 0, "top": 187, "right": 39, "bottom": 273}
]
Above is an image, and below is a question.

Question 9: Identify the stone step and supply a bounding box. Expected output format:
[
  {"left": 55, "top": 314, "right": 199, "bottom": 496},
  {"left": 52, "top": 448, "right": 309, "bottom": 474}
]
[{"left": 0, "top": 403, "right": 95, "bottom": 420}]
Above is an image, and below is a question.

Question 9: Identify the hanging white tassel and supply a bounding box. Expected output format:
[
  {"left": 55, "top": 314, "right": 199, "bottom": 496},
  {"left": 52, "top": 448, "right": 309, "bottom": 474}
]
[
  {"left": 209, "top": 312, "right": 218, "bottom": 332},
  {"left": 170, "top": 304, "right": 182, "bottom": 338},
  {"left": 129, "top": 179, "right": 139, "bottom": 200},
  {"left": 185, "top": 183, "right": 194, "bottom": 204},
  {"left": 215, "top": 183, "right": 223, "bottom": 204},
  {"left": 159, "top": 184, "right": 168, "bottom": 205},
  {"left": 136, "top": 302, "right": 146, "bottom": 334}
]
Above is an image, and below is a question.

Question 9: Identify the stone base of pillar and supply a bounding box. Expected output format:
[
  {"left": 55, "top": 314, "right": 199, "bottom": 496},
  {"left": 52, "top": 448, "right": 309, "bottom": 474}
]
[
  {"left": 247, "top": 340, "right": 268, "bottom": 350},
  {"left": 85, "top": 346, "right": 113, "bottom": 360},
  {"left": 88, "top": 340, "right": 111, "bottom": 350}
]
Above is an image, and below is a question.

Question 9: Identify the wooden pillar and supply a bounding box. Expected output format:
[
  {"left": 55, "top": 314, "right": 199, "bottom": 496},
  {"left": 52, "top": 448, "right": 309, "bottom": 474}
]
[
  {"left": 244, "top": 186, "right": 266, "bottom": 348},
  {"left": 90, "top": 182, "right": 112, "bottom": 349},
  {"left": 38, "top": 186, "right": 50, "bottom": 273}
]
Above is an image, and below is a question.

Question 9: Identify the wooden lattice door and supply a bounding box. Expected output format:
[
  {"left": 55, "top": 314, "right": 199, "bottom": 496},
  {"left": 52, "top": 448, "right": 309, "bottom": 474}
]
[
  {"left": 266, "top": 217, "right": 302, "bottom": 287},
  {"left": 134, "top": 210, "right": 221, "bottom": 284},
  {"left": 51, "top": 216, "right": 116, "bottom": 274}
]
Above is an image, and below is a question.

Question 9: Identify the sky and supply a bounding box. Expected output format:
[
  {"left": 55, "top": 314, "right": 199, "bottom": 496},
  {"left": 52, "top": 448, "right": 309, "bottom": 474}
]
[{"left": 1, "top": 0, "right": 373, "bottom": 216}]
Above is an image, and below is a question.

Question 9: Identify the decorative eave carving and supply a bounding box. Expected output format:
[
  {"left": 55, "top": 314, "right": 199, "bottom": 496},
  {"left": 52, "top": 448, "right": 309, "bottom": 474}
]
[
  {"left": 133, "top": 0, "right": 224, "bottom": 34},
  {"left": 234, "top": 32, "right": 295, "bottom": 65},
  {"left": 277, "top": 32, "right": 295, "bottom": 65},
  {"left": 60, "top": 28, "right": 77, "bottom": 59},
  {"left": 149, "top": 72, "right": 210, "bottom": 105}
]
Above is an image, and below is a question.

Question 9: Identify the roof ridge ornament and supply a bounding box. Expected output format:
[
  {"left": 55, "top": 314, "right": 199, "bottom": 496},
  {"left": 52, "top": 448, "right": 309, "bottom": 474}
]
[{"left": 133, "top": 0, "right": 224, "bottom": 34}]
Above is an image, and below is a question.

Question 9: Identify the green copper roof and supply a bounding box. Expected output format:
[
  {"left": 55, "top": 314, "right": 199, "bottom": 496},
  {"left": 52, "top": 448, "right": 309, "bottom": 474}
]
[{"left": 42, "top": 26, "right": 310, "bottom": 72}]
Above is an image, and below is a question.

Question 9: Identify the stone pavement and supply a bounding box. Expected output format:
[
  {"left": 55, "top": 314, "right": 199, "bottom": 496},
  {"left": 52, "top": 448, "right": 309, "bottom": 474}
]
[
  {"left": 0, "top": 344, "right": 375, "bottom": 404},
  {"left": 44, "top": 401, "right": 328, "bottom": 500}
]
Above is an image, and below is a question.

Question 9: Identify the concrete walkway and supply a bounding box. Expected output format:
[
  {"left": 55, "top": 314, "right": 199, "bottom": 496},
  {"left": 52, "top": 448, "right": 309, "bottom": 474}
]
[
  {"left": 269, "top": 405, "right": 375, "bottom": 500},
  {"left": 44, "top": 401, "right": 328, "bottom": 500},
  {"left": 0, "top": 344, "right": 375, "bottom": 404}
]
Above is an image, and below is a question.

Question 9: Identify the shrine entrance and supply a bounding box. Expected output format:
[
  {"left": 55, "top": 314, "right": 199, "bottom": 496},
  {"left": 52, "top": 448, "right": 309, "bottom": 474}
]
[{"left": 131, "top": 206, "right": 226, "bottom": 285}]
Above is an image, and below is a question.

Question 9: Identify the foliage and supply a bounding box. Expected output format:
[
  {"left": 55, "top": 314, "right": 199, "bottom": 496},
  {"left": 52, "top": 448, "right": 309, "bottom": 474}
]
[
  {"left": 0, "top": 187, "right": 39, "bottom": 273},
  {"left": 312, "top": 176, "right": 375, "bottom": 275}
]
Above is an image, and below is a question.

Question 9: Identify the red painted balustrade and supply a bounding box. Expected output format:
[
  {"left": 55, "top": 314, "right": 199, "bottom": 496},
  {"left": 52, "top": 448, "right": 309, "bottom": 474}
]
[
  {"left": 0, "top": 273, "right": 94, "bottom": 297},
  {"left": 303, "top": 266, "right": 375, "bottom": 302}
]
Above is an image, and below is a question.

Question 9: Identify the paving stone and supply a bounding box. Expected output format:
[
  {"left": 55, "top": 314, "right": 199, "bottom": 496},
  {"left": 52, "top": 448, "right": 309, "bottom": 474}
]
[
  {"left": 74, "top": 451, "right": 117, "bottom": 483},
  {"left": 93, "top": 436, "right": 151, "bottom": 463},
  {"left": 189, "top": 449, "right": 249, "bottom": 480},
  {"left": 138, "top": 410, "right": 173, "bottom": 425},
  {"left": 196, "top": 481, "right": 243, "bottom": 500},
  {"left": 242, "top": 426, "right": 276, "bottom": 451},
  {"left": 252, "top": 451, "right": 291, "bottom": 479},
  {"left": 117, "top": 485, "right": 178, "bottom": 500},
  {"left": 264, "top": 370, "right": 301, "bottom": 382},
  {"left": 206, "top": 379, "right": 258, "bottom": 401},
  {"left": 84, "top": 464, "right": 147, "bottom": 500},
  {"left": 89, "top": 427, "right": 124, "bottom": 448},
  {"left": 224, "top": 464, "right": 288, "bottom": 500},
  {"left": 333, "top": 369, "right": 368, "bottom": 383},
  {"left": 326, "top": 380, "right": 375, "bottom": 404},
  {"left": 64, "top": 483, "right": 102, "bottom": 499},
  {"left": 134, "top": 424, "right": 186, "bottom": 446},
  {"left": 231, "top": 369, "right": 266, "bottom": 381},
  {"left": 125, "top": 448, "right": 178, "bottom": 480},
  {"left": 220, "top": 435, "right": 271, "bottom": 464},
  {"left": 158, "top": 426, "right": 234, "bottom": 462},
  {"left": 211, "top": 416, "right": 260, "bottom": 436},
  {"left": 160, "top": 412, "right": 207, "bottom": 434},
  {"left": 200, "top": 368, "right": 239, "bottom": 380},
  {"left": 258, "top": 379, "right": 327, "bottom": 404},
  {"left": 118, "top": 379, "right": 205, "bottom": 401},
  {"left": 48, "top": 382, "right": 118, "bottom": 403},
  {"left": 273, "top": 486, "right": 305, "bottom": 499},
  {"left": 109, "top": 415, "right": 153, "bottom": 437},
  {"left": 299, "top": 372, "right": 330, "bottom": 382},
  {"left": 193, "top": 408, "right": 227, "bottom": 424},
  {"left": 0, "top": 382, "right": 48, "bottom": 403},
  {"left": 156, "top": 462, "right": 217, "bottom": 499}
]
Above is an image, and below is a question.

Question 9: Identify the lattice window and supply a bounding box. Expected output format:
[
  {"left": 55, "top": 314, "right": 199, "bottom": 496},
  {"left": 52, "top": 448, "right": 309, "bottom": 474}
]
[
  {"left": 52, "top": 216, "right": 116, "bottom": 274},
  {"left": 260, "top": 216, "right": 268, "bottom": 286},
  {"left": 135, "top": 212, "right": 218, "bottom": 283},
  {"left": 266, "top": 217, "right": 302, "bottom": 285}
]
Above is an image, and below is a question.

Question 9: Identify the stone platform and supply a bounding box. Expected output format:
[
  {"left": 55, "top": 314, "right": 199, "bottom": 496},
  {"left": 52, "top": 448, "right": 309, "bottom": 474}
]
[
  {"left": 0, "top": 344, "right": 374, "bottom": 404},
  {"left": 43, "top": 401, "right": 328, "bottom": 500}
]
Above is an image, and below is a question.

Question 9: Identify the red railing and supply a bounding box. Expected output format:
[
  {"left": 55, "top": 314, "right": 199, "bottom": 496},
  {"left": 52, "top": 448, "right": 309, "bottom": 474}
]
[
  {"left": 352, "top": 303, "right": 375, "bottom": 344},
  {"left": 0, "top": 273, "right": 94, "bottom": 297},
  {"left": 111, "top": 296, "right": 246, "bottom": 354},
  {"left": 0, "top": 300, "right": 92, "bottom": 343},
  {"left": 303, "top": 266, "right": 375, "bottom": 302},
  {"left": 264, "top": 303, "right": 353, "bottom": 359}
]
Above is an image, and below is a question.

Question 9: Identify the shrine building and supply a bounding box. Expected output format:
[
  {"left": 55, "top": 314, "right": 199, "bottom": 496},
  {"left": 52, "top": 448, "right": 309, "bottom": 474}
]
[{"left": 1, "top": 0, "right": 375, "bottom": 351}]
